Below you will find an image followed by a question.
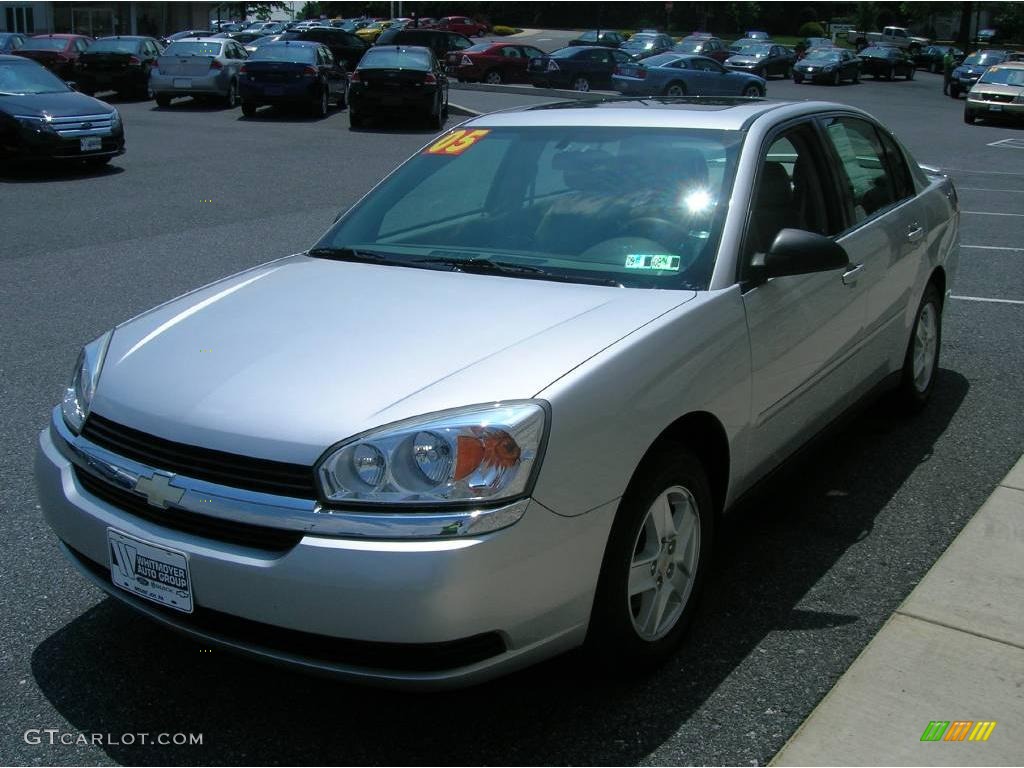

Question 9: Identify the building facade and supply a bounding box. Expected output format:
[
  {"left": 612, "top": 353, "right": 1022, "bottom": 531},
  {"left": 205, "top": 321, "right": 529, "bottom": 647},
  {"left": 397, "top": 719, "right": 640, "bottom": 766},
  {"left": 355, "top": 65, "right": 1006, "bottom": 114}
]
[{"left": 1, "top": 2, "right": 219, "bottom": 37}]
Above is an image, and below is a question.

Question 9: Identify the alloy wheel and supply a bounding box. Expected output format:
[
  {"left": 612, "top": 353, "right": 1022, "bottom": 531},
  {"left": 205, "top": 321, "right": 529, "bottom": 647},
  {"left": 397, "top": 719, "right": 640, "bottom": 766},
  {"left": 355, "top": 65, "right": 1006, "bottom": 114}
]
[
  {"left": 912, "top": 302, "right": 938, "bottom": 393},
  {"left": 573, "top": 76, "right": 590, "bottom": 92},
  {"left": 666, "top": 83, "right": 685, "bottom": 97},
  {"left": 627, "top": 485, "right": 701, "bottom": 642},
  {"left": 484, "top": 69, "right": 503, "bottom": 84}
]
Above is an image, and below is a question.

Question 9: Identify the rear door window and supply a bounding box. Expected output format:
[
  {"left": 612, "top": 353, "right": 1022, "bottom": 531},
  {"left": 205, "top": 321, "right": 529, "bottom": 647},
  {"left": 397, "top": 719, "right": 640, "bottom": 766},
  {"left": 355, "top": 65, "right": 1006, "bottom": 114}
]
[{"left": 820, "top": 116, "right": 900, "bottom": 224}]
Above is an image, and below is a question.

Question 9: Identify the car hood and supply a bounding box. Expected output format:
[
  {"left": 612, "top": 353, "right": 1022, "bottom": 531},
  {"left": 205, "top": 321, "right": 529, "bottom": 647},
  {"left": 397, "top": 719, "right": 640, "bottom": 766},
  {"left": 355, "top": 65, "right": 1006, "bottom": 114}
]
[
  {"left": 971, "top": 82, "right": 1022, "bottom": 95},
  {"left": 726, "top": 55, "right": 763, "bottom": 64},
  {"left": 956, "top": 65, "right": 988, "bottom": 75},
  {"left": 0, "top": 89, "right": 114, "bottom": 117},
  {"left": 91, "top": 255, "right": 695, "bottom": 464}
]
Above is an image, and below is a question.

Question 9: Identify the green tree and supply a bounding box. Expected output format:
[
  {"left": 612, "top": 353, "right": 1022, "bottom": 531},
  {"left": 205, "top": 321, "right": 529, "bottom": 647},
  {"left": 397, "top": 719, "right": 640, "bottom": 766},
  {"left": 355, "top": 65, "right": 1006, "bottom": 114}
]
[{"left": 855, "top": 1, "right": 878, "bottom": 31}]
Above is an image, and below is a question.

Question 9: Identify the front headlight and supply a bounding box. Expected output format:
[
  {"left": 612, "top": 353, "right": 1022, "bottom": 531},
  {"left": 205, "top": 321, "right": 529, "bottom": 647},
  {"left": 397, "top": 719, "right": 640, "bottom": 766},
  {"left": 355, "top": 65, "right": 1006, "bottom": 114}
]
[
  {"left": 14, "top": 114, "right": 56, "bottom": 133},
  {"left": 317, "top": 402, "right": 547, "bottom": 506},
  {"left": 61, "top": 331, "right": 112, "bottom": 434},
  {"left": 109, "top": 109, "right": 121, "bottom": 129}
]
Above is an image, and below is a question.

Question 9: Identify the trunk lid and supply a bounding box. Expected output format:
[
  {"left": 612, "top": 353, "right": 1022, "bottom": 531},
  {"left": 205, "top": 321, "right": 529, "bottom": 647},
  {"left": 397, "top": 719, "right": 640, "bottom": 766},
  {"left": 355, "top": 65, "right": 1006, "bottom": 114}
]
[
  {"left": 242, "top": 60, "right": 311, "bottom": 83},
  {"left": 157, "top": 54, "right": 217, "bottom": 76}
]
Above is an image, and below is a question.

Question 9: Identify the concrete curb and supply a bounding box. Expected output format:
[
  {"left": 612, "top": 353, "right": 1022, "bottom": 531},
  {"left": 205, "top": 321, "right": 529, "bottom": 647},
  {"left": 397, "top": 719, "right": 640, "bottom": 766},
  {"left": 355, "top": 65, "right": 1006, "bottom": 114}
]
[
  {"left": 447, "top": 102, "right": 482, "bottom": 117},
  {"left": 771, "top": 453, "right": 1024, "bottom": 766},
  {"left": 450, "top": 82, "right": 616, "bottom": 101}
]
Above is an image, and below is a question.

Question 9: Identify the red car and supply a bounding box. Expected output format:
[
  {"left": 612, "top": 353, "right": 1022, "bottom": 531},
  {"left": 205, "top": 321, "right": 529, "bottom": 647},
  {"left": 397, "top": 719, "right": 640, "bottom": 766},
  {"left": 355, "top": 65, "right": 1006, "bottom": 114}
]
[
  {"left": 437, "top": 16, "right": 487, "bottom": 37},
  {"left": 446, "top": 41, "right": 544, "bottom": 83},
  {"left": 13, "top": 33, "right": 93, "bottom": 80}
]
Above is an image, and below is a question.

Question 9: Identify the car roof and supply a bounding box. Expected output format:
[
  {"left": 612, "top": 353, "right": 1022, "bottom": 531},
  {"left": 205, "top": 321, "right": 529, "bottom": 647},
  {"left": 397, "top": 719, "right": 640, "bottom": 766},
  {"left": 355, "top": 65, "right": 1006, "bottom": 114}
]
[
  {"left": 93, "top": 35, "right": 150, "bottom": 40},
  {"left": 464, "top": 97, "right": 828, "bottom": 131},
  {"left": 992, "top": 61, "right": 1024, "bottom": 69},
  {"left": 366, "top": 45, "right": 432, "bottom": 54},
  {"left": 29, "top": 33, "right": 83, "bottom": 39}
]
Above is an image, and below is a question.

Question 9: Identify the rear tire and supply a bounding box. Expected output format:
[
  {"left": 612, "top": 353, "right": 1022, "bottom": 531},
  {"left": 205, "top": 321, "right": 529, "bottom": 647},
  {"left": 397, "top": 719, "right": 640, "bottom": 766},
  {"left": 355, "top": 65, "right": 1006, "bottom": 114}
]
[
  {"left": 832, "top": 70, "right": 840, "bottom": 86},
  {"left": 349, "top": 110, "right": 364, "bottom": 129},
  {"left": 241, "top": 100, "right": 257, "bottom": 117},
  {"left": 586, "top": 447, "right": 714, "bottom": 669},
  {"left": 224, "top": 78, "right": 238, "bottom": 108},
  {"left": 155, "top": 94, "right": 171, "bottom": 107},
  {"left": 893, "top": 282, "right": 942, "bottom": 414},
  {"left": 929, "top": 60, "right": 938, "bottom": 73},
  {"left": 907, "top": 67, "right": 914, "bottom": 80},
  {"left": 888, "top": 64, "right": 895, "bottom": 80},
  {"left": 483, "top": 68, "right": 503, "bottom": 84},
  {"left": 853, "top": 68, "right": 860, "bottom": 83},
  {"left": 312, "top": 86, "right": 328, "bottom": 118},
  {"left": 571, "top": 75, "right": 591, "bottom": 92},
  {"left": 664, "top": 81, "right": 686, "bottom": 97}
]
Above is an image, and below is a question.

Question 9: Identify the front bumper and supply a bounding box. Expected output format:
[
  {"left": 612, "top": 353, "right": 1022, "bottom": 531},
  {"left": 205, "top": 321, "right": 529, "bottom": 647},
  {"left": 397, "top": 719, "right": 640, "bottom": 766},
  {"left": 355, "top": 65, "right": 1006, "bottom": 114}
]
[
  {"left": 2, "top": 120, "right": 124, "bottom": 161},
  {"left": 794, "top": 68, "right": 837, "bottom": 82},
  {"left": 35, "top": 410, "right": 614, "bottom": 688},
  {"left": 965, "top": 94, "right": 1024, "bottom": 117},
  {"left": 150, "top": 71, "right": 231, "bottom": 97}
]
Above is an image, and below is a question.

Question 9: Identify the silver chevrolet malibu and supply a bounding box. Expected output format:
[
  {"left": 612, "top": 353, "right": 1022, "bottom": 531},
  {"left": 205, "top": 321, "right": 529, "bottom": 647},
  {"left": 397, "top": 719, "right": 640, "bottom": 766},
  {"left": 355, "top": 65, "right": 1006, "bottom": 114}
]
[{"left": 36, "top": 98, "right": 959, "bottom": 687}]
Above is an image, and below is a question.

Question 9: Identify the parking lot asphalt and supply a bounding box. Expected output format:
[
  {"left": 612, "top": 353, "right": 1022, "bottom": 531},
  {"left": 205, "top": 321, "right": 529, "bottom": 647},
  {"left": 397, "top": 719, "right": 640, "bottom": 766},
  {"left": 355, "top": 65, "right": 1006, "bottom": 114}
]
[{"left": 1, "top": 66, "right": 1023, "bottom": 766}]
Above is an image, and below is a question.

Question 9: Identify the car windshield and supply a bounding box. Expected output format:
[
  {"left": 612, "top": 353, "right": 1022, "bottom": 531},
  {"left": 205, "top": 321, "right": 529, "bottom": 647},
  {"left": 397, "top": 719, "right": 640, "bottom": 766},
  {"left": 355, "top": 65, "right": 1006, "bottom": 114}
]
[
  {"left": 22, "top": 38, "right": 67, "bottom": 51},
  {"left": 623, "top": 36, "right": 658, "bottom": 49},
  {"left": 675, "top": 41, "right": 703, "bottom": 52},
  {"left": 249, "top": 35, "right": 282, "bottom": 48},
  {"left": 736, "top": 44, "right": 771, "bottom": 56},
  {"left": 163, "top": 41, "right": 222, "bottom": 56},
  {"left": 87, "top": 39, "right": 141, "bottom": 54},
  {"left": 979, "top": 67, "right": 1024, "bottom": 86},
  {"left": 577, "top": 31, "right": 597, "bottom": 41},
  {"left": 314, "top": 126, "right": 743, "bottom": 290},
  {"left": 0, "top": 60, "right": 70, "bottom": 94},
  {"left": 805, "top": 49, "right": 840, "bottom": 61},
  {"left": 252, "top": 44, "right": 316, "bottom": 62},
  {"left": 551, "top": 47, "right": 584, "bottom": 59},
  {"left": 464, "top": 43, "right": 490, "bottom": 52},
  {"left": 964, "top": 52, "right": 1004, "bottom": 66},
  {"left": 359, "top": 48, "right": 431, "bottom": 69}
]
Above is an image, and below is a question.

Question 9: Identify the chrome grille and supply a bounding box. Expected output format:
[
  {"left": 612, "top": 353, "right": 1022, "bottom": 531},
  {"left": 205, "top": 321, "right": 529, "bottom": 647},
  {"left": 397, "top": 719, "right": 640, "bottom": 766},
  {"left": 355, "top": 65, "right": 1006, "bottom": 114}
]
[
  {"left": 50, "top": 112, "right": 115, "bottom": 137},
  {"left": 975, "top": 92, "right": 1016, "bottom": 103}
]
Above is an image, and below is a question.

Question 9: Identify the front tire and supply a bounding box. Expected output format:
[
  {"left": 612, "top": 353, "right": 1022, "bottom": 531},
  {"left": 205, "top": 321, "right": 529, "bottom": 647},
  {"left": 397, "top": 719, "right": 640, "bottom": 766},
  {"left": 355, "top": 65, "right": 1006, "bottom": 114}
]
[
  {"left": 950, "top": 84, "right": 960, "bottom": 99},
  {"left": 241, "top": 100, "right": 257, "bottom": 117},
  {"left": 893, "top": 282, "right": 942, "bottom": 413},
  {"left": 155, "top": 94, "right": 171, "bottom": 107},
  {"left": 793, "top": 73, "right": 804, "bottom": 84},
  {"left": 587, "top": 447, "right": 713, "bottom": 667},
  {"left": 907, "top": 67, "right": 914, "bottom": 80},
  {"left": 742, "top": 83, "right": 761, "bottom": 97},
  {"left": 833, "top": 70, "right": 840, "bottom": 86},
  {"left": 929, "top": 60, "right": 938, "bottom": 73},
  {"left": 964, "top": 108, "right": 976, "bottom": 124}
]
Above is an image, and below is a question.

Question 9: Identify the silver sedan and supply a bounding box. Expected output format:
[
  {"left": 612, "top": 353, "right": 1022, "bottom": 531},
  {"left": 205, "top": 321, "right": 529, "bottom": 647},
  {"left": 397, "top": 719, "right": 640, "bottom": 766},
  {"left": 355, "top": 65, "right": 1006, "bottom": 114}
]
[
  {"left": 150, "top": 37, "right": 247, "bottom": 107},
  {"left": 36, "top": 98, "right": 958, "bottom": 688}
]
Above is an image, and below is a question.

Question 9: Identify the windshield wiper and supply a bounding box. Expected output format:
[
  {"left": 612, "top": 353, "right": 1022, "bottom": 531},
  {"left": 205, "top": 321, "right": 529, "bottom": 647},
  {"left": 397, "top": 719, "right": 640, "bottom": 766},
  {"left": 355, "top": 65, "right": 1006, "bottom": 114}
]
[
  {"left": 417, "top": 257, "right": 623, "bottom": 287},
  {"left": 307, "top": 246, "right": 397, "bottom": 264}
]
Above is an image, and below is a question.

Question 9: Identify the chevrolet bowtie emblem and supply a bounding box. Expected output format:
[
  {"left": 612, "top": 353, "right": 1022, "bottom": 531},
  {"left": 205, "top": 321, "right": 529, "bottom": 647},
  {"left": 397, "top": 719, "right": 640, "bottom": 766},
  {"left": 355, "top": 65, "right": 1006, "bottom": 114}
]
[{"left": 134, "top": 473, "right": 185, "bottom": 509}]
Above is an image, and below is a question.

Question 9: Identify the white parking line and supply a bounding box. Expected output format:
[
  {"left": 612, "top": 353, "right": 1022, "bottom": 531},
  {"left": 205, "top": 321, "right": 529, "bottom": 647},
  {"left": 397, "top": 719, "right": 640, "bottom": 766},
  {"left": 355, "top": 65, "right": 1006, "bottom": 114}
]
[
  {"left": 958, "top": 187, "right": 1024, "bottom": 192},
  {"left": 939, "top": 168, "right": 1024, "bottom": 176},
  {"left": 987, "top": 138, "right": 1024, "bottom": 149},
  {"left": 962, "top": 211, "right": 1024, "bottom": 217},
  {"left": 951, "top": 295, "right": 1024, "bottom": 306},
  {"left": 962, "top": 245, "right": 1024, "bottom": 251}
]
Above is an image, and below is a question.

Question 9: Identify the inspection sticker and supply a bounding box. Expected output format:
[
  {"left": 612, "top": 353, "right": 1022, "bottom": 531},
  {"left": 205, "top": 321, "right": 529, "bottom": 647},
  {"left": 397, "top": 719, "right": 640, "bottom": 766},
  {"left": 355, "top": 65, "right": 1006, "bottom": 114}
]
[
  {"left": 424, "top": 129, "right": 490, "bottom": 156},
  {"left": 625, "top": 254, "right": 681, "bottom": 271}
]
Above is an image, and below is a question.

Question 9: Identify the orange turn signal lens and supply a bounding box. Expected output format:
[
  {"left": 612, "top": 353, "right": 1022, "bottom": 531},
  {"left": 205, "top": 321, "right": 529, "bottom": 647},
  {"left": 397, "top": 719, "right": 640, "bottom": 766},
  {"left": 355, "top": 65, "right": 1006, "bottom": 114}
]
[{"left": 455, "top": 429, "right": 521, "bottom": 480}]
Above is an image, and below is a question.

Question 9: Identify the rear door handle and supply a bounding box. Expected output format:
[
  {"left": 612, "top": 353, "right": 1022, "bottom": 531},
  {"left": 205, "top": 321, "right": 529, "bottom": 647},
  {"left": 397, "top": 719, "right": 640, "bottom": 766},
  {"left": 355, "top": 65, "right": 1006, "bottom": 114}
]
[
  {"left": 842, "top": 264, "right": 864, "bottom": 286},
  {"left": 907, "top": 224, "right": 924, "bottom": 242}
]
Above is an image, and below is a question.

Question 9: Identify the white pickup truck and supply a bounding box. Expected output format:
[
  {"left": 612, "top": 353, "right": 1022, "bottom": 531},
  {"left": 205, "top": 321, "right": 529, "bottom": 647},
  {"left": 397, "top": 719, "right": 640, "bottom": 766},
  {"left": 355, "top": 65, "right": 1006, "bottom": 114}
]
[{"left": 845, "top": 26, "right": 930, "bottom": 51}]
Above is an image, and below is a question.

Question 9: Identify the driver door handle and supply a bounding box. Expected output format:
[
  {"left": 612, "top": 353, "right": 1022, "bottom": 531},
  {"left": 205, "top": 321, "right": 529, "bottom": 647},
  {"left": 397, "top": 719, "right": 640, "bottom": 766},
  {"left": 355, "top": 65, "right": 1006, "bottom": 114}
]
[
  {"left": 842, "top": 264, "right": 865, "bottom": 286},
  {"left": 907, "top": 224, "right": 924, "bottom": 242}
]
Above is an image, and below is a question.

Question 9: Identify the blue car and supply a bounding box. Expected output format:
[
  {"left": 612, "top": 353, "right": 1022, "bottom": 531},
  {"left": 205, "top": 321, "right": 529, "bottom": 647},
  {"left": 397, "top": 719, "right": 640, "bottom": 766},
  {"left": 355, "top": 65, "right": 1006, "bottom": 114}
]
[
  {"left": 238, "top": 40, "right": 348, "bottom": 117},
  {"left": 612, "top": 53, "right": 765, "bottom": 97},
  {"left": 949, "top": 49, "right": 1009, "bottom": 99}
]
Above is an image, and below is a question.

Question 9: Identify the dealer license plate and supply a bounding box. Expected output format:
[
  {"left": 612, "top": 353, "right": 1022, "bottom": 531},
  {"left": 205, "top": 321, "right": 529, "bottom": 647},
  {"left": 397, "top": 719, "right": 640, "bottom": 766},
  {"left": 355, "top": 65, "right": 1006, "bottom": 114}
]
[
  {"left": 108, "top": 529, "right": 193, "bottom": 613},
  {"left": 173, "top": 78, "right": 192, "bottom": 88},
  {"left": 989, "top": 104, "right": 1003, "bottom": 111},
  {"left": 80, "top": 136, "right": 102, "bottom": 152}
]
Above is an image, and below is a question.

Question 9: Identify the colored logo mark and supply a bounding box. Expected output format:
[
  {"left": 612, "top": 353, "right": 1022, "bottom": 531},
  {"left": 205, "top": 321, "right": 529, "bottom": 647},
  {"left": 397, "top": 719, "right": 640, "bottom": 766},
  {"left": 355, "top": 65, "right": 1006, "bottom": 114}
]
[{"left": 920, "top": 721, "right": 997, "bottom": 742}]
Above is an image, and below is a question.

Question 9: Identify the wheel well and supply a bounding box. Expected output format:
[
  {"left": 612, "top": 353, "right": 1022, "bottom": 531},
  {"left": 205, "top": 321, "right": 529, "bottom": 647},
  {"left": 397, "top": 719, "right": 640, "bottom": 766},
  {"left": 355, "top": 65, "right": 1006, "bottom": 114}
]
[
  {"left": 664, "top": 80, "right": 685, "bottom": 94},
  {"left": 634, "top": 412, "right": 730, "bottom": 516},
  {"left": 930, "top": 266, "right": 947, "bottom": 308}
]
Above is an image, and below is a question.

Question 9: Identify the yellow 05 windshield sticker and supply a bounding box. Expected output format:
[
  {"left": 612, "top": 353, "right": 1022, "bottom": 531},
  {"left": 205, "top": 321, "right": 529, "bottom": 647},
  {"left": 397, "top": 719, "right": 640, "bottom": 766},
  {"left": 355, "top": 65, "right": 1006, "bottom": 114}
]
[
  {"left": 424, "top": 129, "right": 490, "bottom": 156},
  {"left": 626, "top": 254, "right": 681, "bottom": 271}
]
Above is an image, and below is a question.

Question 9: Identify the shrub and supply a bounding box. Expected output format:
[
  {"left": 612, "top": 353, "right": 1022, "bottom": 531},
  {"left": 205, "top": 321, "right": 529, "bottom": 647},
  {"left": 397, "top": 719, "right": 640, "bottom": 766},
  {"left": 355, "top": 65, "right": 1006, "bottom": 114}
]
[
  {"left": 492, "top": 25, "right": 522, "bottom": 36},
  {"left": 798, "top": 21, "right": 826, "bottom": 38}
]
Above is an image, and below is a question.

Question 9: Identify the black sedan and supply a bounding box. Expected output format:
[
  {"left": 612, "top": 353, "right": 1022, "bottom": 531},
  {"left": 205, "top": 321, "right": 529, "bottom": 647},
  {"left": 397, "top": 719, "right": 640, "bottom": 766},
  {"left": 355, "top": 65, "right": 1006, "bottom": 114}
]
[
  {"left": 619, "top": 33, "right": 674, "bottom": 60},
  {"left": 348, "top": 45, "right": 448, "bottom": 129},
  {"left": 0, "top": 54, "right": 124, "bottom": 166},
  {"left": 567, "top": 30, "right": 627, "bottom": 48},
  {"left": 724, "top": 43, "right": 795, "bottom": 78},
  {"left": 528, "top": 45, "right": 636, "bottom": 92},
  {"left": 239, "top": 41, "right": 347, "bottom": 118},
  {"left": 74, "top": 36, "right": 162, "bottom": 98},
  {"left": 278, "top": 27, "right": 369, "bottom": 71},
  {"left": 858, "top": 45, "right": 915, "bottom": 80},
  {"left": 793, "top": 47, "right": 860, "bottom": 84},
  {"left": 913, "top": 44, "right": 964, "bottom": 73}
]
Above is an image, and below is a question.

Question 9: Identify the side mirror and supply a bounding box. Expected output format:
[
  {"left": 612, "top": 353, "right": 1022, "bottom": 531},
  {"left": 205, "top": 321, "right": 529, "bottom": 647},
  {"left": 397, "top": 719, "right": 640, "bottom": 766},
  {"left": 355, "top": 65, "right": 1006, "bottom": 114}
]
[
  {"left": 751, "top": 229, "right": 849, "bottom": 280},
  {"left": 66, "top": 80, "right": 79, "bottom": 91}
]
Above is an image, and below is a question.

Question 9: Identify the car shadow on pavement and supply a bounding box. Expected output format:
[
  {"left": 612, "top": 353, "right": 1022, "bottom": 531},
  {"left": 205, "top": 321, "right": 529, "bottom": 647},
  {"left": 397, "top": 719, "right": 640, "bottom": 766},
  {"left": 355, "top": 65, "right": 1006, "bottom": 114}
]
[
  {"left": 30, "top": 370, "right": 969, "bottom": 765},
  {"left": 237, "top": 107, "right": 347, "bottom": 124},
  {"left": 0, "top": 163, "right": 124, "bottom": 184}
]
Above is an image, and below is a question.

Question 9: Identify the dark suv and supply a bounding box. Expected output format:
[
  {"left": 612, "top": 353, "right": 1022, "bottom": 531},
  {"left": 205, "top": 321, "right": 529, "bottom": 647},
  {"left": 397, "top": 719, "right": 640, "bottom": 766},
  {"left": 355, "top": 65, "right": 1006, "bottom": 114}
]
[{"left": 375, "top": 28, "right": 474, "bottom": 61}]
